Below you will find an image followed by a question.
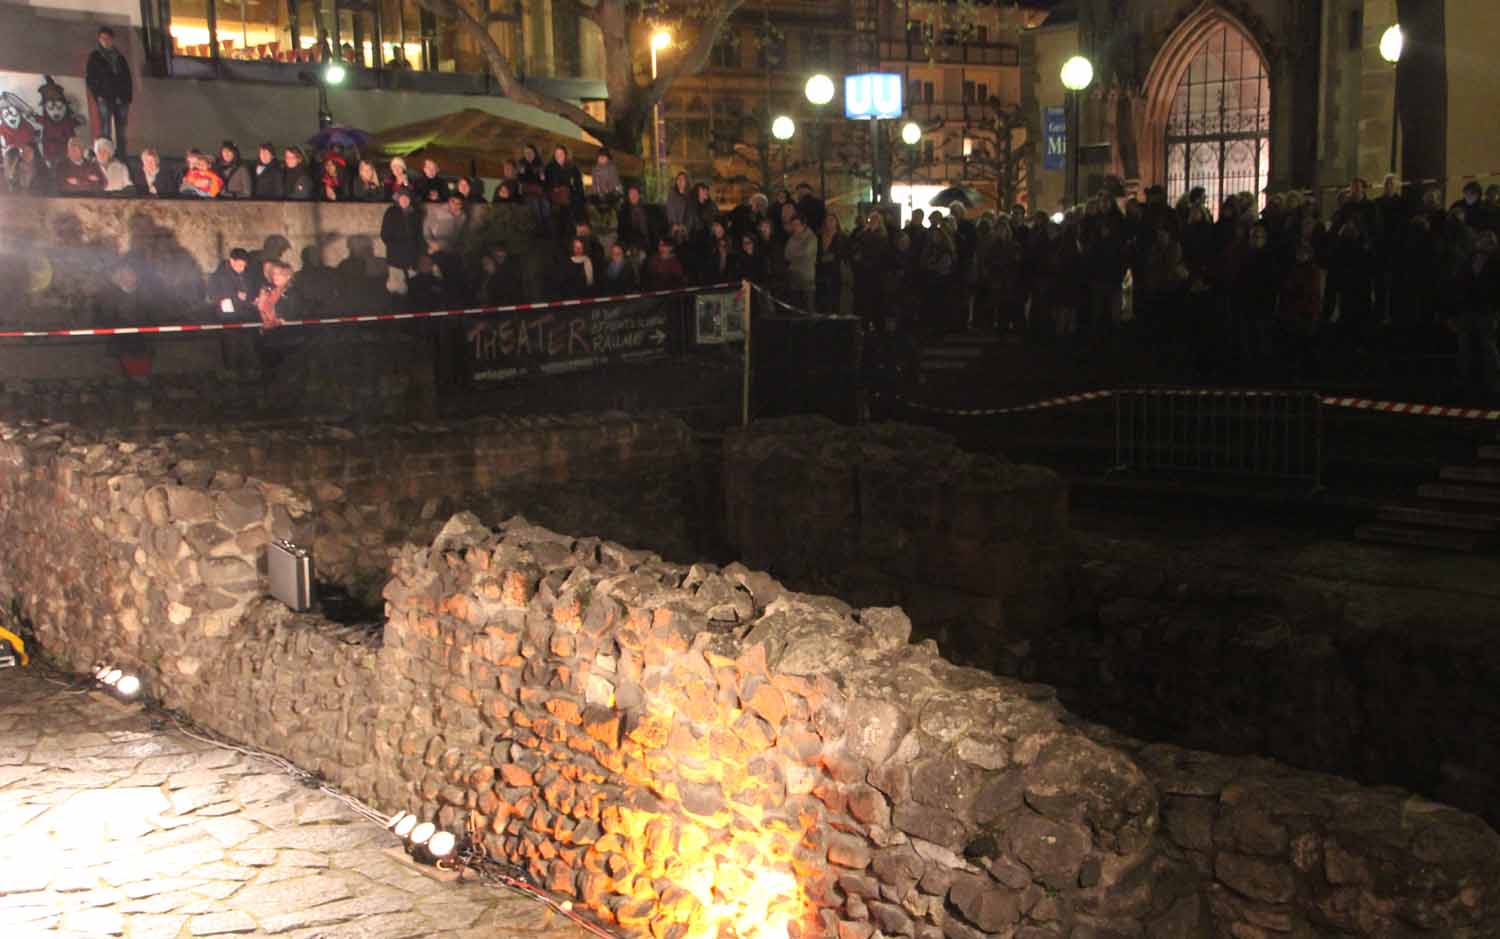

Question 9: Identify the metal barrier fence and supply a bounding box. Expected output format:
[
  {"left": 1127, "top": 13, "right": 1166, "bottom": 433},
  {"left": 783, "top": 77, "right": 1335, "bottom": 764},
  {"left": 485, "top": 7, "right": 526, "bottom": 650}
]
[{"left": 1113, "top": 388, "right": 1323, "bottom": 487}]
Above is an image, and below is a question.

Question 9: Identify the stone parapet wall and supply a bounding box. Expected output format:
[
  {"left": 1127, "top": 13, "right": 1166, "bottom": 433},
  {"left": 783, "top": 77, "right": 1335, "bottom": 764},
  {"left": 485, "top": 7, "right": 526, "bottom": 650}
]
[
  {"left": 0, "top": 419, "right": 1496, "bottom": 939},
  {"left": 724, "top": 418, "right": 1072, "bottom": 639},
  {"left": 184, "top": 412, "right": 703, "bottom": 595},
  {"left": 0, "top": 422, "right": 314, "bottom": 708}
]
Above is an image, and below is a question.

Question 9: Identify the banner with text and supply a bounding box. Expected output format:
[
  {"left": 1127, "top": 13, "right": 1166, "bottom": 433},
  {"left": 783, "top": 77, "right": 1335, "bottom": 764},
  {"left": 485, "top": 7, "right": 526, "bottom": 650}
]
[
  {"left": 467, "top": 295, "right": 683, "bottom": 383},
  {"left": 1043, "top": 106, "right": 1067, "bottom": 171}
]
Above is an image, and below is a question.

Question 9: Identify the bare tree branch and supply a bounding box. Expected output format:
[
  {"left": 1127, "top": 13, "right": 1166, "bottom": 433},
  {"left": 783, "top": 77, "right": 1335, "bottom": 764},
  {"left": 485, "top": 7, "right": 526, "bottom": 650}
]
[
  {"left": 646, "top": 0, "right": 746, "bottom": 108},
  {"left": 409, "top": 0, "right": 609, "bottom": 137}
]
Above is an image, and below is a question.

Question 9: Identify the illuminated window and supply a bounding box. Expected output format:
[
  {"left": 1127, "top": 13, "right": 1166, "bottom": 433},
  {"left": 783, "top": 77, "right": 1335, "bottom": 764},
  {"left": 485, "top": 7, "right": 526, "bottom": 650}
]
[{"left": 1164, "top": 23, "right": 1270, "bottom": 215}]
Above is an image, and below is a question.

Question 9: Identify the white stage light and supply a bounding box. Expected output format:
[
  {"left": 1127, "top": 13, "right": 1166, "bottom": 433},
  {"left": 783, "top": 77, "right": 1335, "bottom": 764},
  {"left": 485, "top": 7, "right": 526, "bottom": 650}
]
[
  {"left": 393, "top": 814, "right": 417, "bottom": 839},
  {"left": 409, "top": 822, "right": 435, "bottom": 847},
  {"left": 427, "top": 830, "right": 456, "bottom": 859}
]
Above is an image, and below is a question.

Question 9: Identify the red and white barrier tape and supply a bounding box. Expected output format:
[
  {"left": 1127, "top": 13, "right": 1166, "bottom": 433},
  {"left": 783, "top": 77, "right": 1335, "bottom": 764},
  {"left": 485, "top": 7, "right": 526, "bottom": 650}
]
[
  {"left": 898, "top": 388, "right": 1500, "bottom": 421},
  {"left": 1319, "top": 396, "right": 1500, "bottom": 420},
  {"left": 750, "top": 284, "right": 862, "bottom": 321},
  {"left": 0, "top": 283, "right": 742, "bottom": 340},
  {"left": 897, "top": 390, "right": 1115, "bottom": 416}
]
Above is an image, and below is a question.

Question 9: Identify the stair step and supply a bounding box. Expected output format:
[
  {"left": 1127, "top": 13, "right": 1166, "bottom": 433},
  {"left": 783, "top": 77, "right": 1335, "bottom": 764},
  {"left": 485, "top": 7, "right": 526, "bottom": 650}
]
[
  {"left": 1439, "top": 465, "right": 1500, "bottom": 485},
  {"left": 1354, "top": 523, "right": 1486, "bottom": 552},
  {"left": 1417, "top": 482, "right": 1500, "bottom": 505},
  {"left": 921, "top": 347, "right": 985, "bottom": 360},
  {"left": 1377, "top": 503, "right": 1500, "bottom": 532}
]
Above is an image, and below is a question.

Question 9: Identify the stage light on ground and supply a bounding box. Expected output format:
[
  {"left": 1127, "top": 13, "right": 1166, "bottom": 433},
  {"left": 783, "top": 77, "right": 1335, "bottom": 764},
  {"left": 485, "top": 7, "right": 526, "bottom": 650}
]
[
  {"left": 386, "top": 811, "right": 409, "bottom": 831},
  {"left": 393, "top": 814, "right": 417, "bottom": 839},
  {"left": 427, "top": 830, "right": 456, "bottom": 860},
  {"left": 115, "top": 675, "right": 140, "bottom": 697},
  {"left": 1051, "top": 211, "right": 1065, "bottom": 224},
  {"left": 409, "top": 821, "right": 435, "bottom": 847},
  {"left": 103, "top": 668, "right": 123, "bottom": 687}
]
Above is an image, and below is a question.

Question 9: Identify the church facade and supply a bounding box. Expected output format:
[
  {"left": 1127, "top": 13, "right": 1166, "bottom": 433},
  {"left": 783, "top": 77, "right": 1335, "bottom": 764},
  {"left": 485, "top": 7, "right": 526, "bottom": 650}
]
[{"left": 1045, "top": 0, "right": 1498, "bottom": 211}]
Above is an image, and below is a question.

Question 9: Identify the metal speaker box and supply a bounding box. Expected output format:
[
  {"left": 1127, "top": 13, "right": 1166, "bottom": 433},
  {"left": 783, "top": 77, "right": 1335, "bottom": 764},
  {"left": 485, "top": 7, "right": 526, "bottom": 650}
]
[{"left": 268, "top": 540, "right": 315, "bottom": 612}]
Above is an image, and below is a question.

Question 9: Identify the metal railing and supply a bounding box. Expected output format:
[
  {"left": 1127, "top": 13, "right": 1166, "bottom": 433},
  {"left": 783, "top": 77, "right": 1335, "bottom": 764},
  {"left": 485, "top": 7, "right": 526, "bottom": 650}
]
[{"left": 1113, "top": 387, "right": 1323, "bottom": 488}]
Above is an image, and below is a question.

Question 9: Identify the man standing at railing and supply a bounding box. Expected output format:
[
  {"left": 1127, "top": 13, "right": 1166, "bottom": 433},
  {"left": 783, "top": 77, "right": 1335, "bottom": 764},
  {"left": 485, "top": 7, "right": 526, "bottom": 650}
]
[{"left": 85, "top": 26, "right": 132, "bottom": 157}]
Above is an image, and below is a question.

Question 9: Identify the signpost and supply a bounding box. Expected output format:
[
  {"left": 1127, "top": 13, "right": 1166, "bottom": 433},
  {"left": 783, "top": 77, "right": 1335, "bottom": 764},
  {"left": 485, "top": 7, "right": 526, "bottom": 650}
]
[{"left": 845, "top": 73, "right": 904, "bottom": 203}]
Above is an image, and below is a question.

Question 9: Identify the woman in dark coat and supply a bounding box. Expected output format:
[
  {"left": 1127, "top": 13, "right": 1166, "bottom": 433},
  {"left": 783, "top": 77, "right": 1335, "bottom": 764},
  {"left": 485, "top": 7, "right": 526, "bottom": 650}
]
[{"left": 380, "top": 188, "right": 424, "bottom": 272}]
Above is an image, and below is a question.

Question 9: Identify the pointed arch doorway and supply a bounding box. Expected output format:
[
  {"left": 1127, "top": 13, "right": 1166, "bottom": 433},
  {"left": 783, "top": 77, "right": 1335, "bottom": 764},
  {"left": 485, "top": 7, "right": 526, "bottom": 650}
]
[{"left": 1138, "top": 4, "right": 1271, "bottom": 211}]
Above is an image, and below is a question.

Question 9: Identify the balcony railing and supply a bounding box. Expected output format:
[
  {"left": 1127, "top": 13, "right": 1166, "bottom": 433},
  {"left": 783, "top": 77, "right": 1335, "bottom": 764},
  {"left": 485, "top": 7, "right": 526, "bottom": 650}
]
[{"left": 879, "top": 39, "right": 1019, "bottom": 67}]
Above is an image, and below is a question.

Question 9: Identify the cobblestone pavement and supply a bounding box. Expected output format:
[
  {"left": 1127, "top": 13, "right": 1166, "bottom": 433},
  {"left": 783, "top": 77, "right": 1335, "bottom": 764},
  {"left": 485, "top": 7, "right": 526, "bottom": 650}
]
[{"left": 0, "top": 669, "right": 596, "bottom": 939}]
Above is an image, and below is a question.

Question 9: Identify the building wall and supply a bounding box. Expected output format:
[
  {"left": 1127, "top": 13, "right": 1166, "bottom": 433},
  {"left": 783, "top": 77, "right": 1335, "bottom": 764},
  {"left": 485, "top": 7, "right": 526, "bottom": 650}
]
[
  {"left": 1444, "top": 0, "right": 1500, "bottom": 202},
  {"left": 0, "top": 2, "right": 598, "bottom": 163},
  {"left": 1072, "top": 0, "right": 1319, "bottom": 195}
]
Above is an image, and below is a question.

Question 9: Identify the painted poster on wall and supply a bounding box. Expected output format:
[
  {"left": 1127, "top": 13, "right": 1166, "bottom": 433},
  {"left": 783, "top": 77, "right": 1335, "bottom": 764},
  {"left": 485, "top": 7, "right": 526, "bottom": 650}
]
[
  {"left": 0, "top": 71, "right": 89, "bottom": 163},
  {"left": 1043, "top": 106, "right": 1067, "bottom": 171},
  {"left": 693, "top": 289, "right": 744, "bottom": 344}
]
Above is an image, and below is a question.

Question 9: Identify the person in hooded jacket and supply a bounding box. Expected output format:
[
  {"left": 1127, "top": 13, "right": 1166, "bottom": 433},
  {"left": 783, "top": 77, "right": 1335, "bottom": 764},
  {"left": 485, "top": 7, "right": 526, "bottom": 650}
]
[{"left": 665, "top": 173, "right": 696, "bottom": 240}]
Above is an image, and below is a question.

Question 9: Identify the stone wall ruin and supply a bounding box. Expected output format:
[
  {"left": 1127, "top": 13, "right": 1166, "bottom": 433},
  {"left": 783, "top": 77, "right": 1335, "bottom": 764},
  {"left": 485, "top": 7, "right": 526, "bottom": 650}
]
[{"left": 0, "top": 417, "right": 1496, "bottom": 939}]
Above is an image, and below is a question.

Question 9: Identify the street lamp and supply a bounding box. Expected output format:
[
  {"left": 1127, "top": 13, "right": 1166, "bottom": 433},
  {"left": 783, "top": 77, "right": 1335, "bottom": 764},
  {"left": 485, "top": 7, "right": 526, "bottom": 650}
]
[
  {"left": 1059, "top": 54, "right": 1093, "bottom": 207},
  {"left": 1380, "top": 24, "right": 1403, "bottom": 173},
  {"left": 804, "top": 74, "right": 835, "bottom": 199},
  {"left": 650, "top": 29, "right": 672, "bottom": 197},
  {"left": 771, "top": 114, "right": 796, "bottom": 190},
  {"left": 901, "top": 120, "right": 921, "bottom": 215},
  {"left": 300, "top": 61, "right": 347, "bottom": 130}
]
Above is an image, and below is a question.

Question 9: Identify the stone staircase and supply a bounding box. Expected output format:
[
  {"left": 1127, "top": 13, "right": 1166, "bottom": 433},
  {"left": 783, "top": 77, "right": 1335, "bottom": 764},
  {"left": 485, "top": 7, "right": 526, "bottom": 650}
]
[{"left": 1357, "top": 440, "right": 1500, "bottom": 551}]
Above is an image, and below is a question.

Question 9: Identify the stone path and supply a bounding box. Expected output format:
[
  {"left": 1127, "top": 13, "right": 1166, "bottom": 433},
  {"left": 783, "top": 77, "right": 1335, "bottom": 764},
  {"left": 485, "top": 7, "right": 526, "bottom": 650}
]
[{"left": 0, "top": 670, "right": 595, "bottom": 939}]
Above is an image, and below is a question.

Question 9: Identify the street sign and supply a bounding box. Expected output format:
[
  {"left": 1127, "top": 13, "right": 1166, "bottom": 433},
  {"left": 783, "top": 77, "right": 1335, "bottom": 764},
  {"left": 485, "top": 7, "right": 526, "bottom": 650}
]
[{"left": 845, "top": 73, "right": 903, "bottom": 120}]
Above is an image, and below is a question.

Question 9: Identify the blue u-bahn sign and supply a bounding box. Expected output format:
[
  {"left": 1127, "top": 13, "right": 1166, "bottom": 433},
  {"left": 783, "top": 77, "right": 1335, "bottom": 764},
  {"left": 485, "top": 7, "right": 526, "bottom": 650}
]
[{"left": 845, "top": 73, "right": 903, "bottom": 120}]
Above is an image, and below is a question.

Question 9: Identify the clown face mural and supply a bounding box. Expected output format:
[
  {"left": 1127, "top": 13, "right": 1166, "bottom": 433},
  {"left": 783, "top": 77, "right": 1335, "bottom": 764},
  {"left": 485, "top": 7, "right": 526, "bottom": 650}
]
[
  {"left": 0, "top": 91, "right": 38, "bottom": 154},
  {"left": 36, "top": 75, "right": 81, "bottom": 166}
]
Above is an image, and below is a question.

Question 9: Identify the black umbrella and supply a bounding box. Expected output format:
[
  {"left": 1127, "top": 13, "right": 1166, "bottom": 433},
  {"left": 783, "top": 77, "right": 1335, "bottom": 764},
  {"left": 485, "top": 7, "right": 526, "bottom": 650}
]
[{"left": 929, "top": 185, "right": 983, "bottom": 208}]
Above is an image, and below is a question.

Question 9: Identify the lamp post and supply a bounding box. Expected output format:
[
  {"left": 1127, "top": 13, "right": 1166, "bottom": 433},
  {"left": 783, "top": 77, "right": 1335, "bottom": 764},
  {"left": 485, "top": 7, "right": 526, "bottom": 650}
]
[
  {"left": 650, "top": 29, "right": 672, "bottom": 197},
  {"left": 804, "top": 73, "right": 835, "bottom": 198},
  {"left": 1380, "top": 24, "right": 1403, "bottom": 174},
  {"left": 1059, "top": 54, "right": 1093, "bottom": 208},
  {"left": 901, "top": 120, "right": 921, "bottom": 217},
  {"left": 771, "top": 115, "right": 796, "bottom": 190},
  {"left": 301, "top": 61, "right": 346, "bottom": 130}
]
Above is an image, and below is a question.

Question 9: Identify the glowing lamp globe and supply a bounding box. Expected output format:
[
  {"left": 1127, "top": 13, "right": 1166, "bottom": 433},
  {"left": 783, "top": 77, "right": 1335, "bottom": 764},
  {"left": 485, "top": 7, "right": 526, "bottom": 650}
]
[
  {"left": 805, "top": 74, "right": 835, "bottom": 107},
  {"left": 771, "top": 115, "right": 796, "bottom": 141},
  {"left": 1380, "top": 24, "right": 1404, "bottom": 64},
  {"left": 323, "top": 62, "right": 347, "bottom": 86},
  {"left": 901, "top": 121, "right": 922, "bottom": 146},
  {"left": 651, "top": 30, "right": 672, "bottom": 52},
  {"left": 1060, "top": 55, "right": 1094, "bottom": 92},
  {"left": 116, "top": 675, "right": 141, "bottom": 697}
]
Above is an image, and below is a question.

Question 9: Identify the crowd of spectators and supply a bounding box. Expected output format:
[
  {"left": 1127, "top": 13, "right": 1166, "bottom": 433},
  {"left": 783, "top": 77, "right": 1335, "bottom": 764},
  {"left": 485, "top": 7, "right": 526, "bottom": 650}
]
[{"left": 7, "top": 119, "right": 1500, "bottom": 396}]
